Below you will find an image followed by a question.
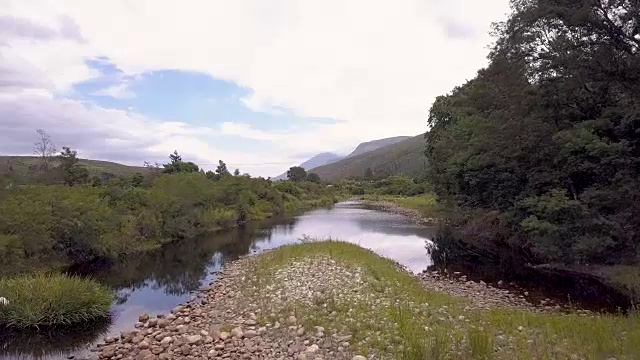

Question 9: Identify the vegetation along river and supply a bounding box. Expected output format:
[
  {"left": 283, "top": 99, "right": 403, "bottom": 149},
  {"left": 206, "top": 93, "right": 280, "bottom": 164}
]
[{"left": 0, "top": 201, "right": 437, "bottom": 360}]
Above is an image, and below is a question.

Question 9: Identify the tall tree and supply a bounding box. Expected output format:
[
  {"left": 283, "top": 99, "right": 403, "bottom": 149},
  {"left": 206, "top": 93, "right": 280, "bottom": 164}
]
[
  {"left": 216, "top": 160, "right": 230, "bottom": 176},
  {"left": 306, "top": 172, "right": 321, "bottom": 183},
  {"left": 287, "top": 166, "right": 307, "bottom": 182},
  {"left": 163, "top": 151, "right": 199, "bottom": 174},
  {"left": 33, "top": 129, "right": 57, "bottom": 171},
  {"left": 59, "top": 147, "right": 89, "bottom": 186}
]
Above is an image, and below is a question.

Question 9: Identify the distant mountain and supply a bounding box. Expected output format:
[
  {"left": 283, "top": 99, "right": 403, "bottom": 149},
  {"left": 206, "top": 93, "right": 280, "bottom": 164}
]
[
  {"left": 0, "top": 156, "right": 148, "bottom": 184},
  {"left": 272, "top": 152, "right": 343, "bottom": 180},
  {"left": 346, "top": 136, "right": 411, "bottom": 158},
  {"left": 309, "top": 134, "right": 428, "bottom": 181}
]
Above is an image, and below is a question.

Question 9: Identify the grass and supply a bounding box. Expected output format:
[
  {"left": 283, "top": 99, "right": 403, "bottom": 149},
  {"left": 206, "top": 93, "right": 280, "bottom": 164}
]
[
  {"left": 244, "top": 240, "right": 640, "bottom": 359},
  {"left": 0, "top": 273, "right": 113, "bottom": 328},
  {"left": 360, "top": 193, "right": 441, "bottom": 219}
]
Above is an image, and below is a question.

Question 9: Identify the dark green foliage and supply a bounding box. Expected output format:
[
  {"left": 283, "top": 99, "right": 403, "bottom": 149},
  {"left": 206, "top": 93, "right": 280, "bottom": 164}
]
[
  {"left": 426, "top": 0, "right": 640, "bottom": 265},
  {"left": 59, "top": 147, "right": 89, "bottom": 186},
  {"left": 0, "top": 273, "right": 113, "bottom": 328},
  {"left": 162, "top": 151, "right": 200, "bottom": 174},
  {"left": 335, "top": 175, "right": 427, "bottom": 197},
  {"left": 306, "top": 172, "right": 321, "bottom": 183},
  {"left": 287, "top": 166, "right": 307, "bottom": 182}
]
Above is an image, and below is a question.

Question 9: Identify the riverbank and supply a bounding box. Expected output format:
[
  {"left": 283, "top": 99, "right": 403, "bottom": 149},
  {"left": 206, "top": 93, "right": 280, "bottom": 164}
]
[
  {"left": 356, "top": 194, "right": 440, "bottom": 225},
  {"left": 93, "top": 241, "right": 639, "bottom": 360}
]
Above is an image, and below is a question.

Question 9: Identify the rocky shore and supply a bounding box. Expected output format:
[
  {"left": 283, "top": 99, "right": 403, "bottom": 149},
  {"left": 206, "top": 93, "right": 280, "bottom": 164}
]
[{"left": 88, "top": 242, "right": 576, "bottom": 360}]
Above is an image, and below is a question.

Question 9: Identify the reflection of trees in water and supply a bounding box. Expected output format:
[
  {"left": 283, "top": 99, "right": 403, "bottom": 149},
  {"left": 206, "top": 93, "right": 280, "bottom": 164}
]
[
  {"left": 0, "top": 317, "right": 110, "bottom": 359},
  {"left": 81, "top": 217, "right": 300, "bottom": 301},
  {"left": 354, "top": 214, "right": 438, "bottom": 239}
]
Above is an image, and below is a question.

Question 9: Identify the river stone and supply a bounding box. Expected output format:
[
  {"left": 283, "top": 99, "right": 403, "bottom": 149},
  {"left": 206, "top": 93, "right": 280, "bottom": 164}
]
[
  {"left": 306, "top": 344, "right": 319, "bottom": 353},
  {"left": 297, "top": 327, "right": 305, "bottom": 336},
  {"left": 231, "top": 327, "right": 243, "bottom": 338},
  {"left": 131, "top": 335, "right": 144, "bottom": 344},
  {"left": 148, "top": 318, "right": 158, "bottom": 327},
  {"left": 180, "top": 344, "right": 191, "bottom": 355},
  {"left": 151, "top": 346, "right": 164, "bottom": 355},
  {"left": 157, "top": 319, "right": 169, "bottom": 328},
  {"left": 100, "top": 345, "right": 116, "bottom": 358},
  {"left": 139, "top": 313, "right": 150, "bottom": 323},
  {"left": 160, "top": 337, "right": 172, "bottom": 346},
  {"left": 136, "top": 349, "right": 155, "bottom": 360},
  {"left": 245, "top": 319, "right": 257, "bottom": 326},
  {"left": 352, "top": 356, "right": 366, "bottom": 360},
  {"left": 138, "top": 340, "right": 150, "bottom": 349},
  {"left": 245, "top": 330, "right": 257, "bottom": 338},
  {"left": 187, "top": 335, "right": 202, "bottom": 345},
  {"left": 220, "top": 331, "right": 229, "bottom": 340},
  {"left": 287, "top": 316, "right": 297, "bottom": 325}
]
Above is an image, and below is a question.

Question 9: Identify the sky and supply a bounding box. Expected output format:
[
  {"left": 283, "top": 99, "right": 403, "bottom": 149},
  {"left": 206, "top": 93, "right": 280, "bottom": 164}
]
[{"left": 0, "top": 0, "right": 511, "bottom": 177}]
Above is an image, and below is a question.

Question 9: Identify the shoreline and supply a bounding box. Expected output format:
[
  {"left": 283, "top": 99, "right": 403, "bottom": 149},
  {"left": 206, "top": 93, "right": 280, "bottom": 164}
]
[
  {"left": 87, "top": 241, "right": 638, "bottom": 360},
  {"left": 88, "top": 241, "right": 572, "bottom": 360}
]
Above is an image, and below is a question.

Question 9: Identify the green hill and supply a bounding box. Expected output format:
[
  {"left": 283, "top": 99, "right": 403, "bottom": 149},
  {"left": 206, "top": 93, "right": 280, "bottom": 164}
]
[
  {"left": 0, "top": 156, "right": 148, "bottom": 184},
  {"left": 310, "top": 134, "right": 428, "bottom": 181}
]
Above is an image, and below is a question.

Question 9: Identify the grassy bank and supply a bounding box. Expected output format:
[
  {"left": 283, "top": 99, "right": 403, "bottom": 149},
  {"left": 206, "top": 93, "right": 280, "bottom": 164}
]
[
  {"left": 359, "top": 193, "right": 440, "bottom": 219},
  {"left": 245, "top": 241, "right": 640, "bottom": 359},
  {"left": 0, "top": 273, "right": 113, "bottom": 328}
]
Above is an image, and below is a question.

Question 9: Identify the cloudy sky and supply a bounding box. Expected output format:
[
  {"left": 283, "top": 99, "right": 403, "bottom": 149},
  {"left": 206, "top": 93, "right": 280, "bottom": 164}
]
[{"left": 0, "top": 0, "right": 510, "bottom": 177}]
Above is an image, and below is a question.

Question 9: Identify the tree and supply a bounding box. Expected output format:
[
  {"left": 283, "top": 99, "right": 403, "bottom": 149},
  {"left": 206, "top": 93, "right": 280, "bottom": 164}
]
[
  {"left": 215, "top": 160, "right": 230, "bottom": 176},
  {"left": 234, "top": 168, "right": 240, "bottom": 176},
  {"left": 287, "top": 166, "right": 307, "bottom": 182},
  {"left": 169, "top": 150, "right": 182, "bottom": 164},
  {"left": 59, "top": 147, "right": 88, "bottom": 186},
  {"left": 425, "top": 0, "right": 640, "bottom": 265},
  {"left": 306, "top": 172, "right": 321, "bottom": 183},
  {"left": 33, "top": 129, "right": 57, "bottom": 171},
  {"left": 163, "top": 151, "right": 199, "bottom": 174}
]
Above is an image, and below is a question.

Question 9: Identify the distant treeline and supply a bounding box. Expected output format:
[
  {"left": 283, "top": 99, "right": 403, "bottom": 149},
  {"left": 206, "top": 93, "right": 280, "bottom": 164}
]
[
  {"left": 0, "top": 147, "right": 336, "bottom": 276},
  {"left": 425, "top": 0, "right": 640, "bottom": 267}
]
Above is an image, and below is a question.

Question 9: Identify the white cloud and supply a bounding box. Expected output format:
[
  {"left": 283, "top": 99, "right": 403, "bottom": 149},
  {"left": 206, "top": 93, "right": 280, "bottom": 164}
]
[
  {"left": 92, "top": 82, "right": 135, "bottom": 99},
  {"left": 0, "top": 0, "right": 511, "bottom": 176}
]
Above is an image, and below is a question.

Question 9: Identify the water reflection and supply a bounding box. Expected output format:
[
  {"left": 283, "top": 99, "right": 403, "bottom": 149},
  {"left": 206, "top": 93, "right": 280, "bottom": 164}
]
[{"left": 2, "top": 202, "right": 433, "bottom": 359}]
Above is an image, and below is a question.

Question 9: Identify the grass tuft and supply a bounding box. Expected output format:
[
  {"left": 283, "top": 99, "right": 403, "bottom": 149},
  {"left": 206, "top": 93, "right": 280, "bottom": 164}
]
[{"left": 0, "top": 273, "right": 113, "bottom": 328}]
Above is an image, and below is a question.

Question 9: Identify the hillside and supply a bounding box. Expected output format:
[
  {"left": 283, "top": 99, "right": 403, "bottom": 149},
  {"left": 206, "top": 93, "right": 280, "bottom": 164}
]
[
  {"left": 310, "top": 134, "right": 427, "bottom": 181},
  {"left": 272, "top": 152, "right": 343, "bottom": 180},
  {"left": 272, "top": 136, "right": 412, "bottom": 180},
  {"left": 346, "top": 136, "right": 411, "bottom": 157},
  {"left": 0, "top": 156, "right": 148, "bottom": 183}
]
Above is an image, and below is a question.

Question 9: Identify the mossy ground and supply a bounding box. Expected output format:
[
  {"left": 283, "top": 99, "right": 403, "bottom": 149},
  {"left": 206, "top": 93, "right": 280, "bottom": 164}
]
[{"left": 244, "top": 241, "right": 640, "bottom": 360}]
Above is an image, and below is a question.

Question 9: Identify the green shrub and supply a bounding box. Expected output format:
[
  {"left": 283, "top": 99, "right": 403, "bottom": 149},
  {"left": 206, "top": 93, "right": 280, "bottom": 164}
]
[{"left": 0, "top": 273, "right": 113, "bottom": 328}]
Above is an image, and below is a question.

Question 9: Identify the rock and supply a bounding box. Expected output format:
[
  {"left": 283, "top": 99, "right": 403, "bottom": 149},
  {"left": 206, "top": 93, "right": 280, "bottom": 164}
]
[
  {"left": 180, "top": 344, "right": 191, "bottom": 355},
  {"left": 160, "top": 336, "right": 172, "bottom": 346},
  {"left": 187, "top": 334, "right": 202, "bottom": 344},
  {"left": 131, "top": 335, "right": 144, "bottom": 344},
  {"left": 296, "top": 354, "right": 307, "bottom": 360},
  {"left": 103, "top": 336, "right": 115, "bottom": 344},
  {"left": 219, "top": 331, "right": 229, "bottom": 340},
  {"left": 245, "top": 330, "right": 257, "bottom": 338},
  {"left": 100, "top": 345, "right": 116, "bottom": 358},
  {"left": 148, "top": 318, "right": 158, "bottom": 327},
  {"left": 306, "top": 344, "right": 319, "bottom": 353},
  {"left": 287, "top": 315, "right": 297, "bottom": 325},
  {"left": 352, "top": 356, "right": 366, "bottom": 360},
  {"left": 139, "top": 313, "right": 150, "bottom": 323},
  {"left": 157, "top": 319, "right": 169, "bottom": 328},
  {"left": 135, "top": 349, "right": 155, "bottom": 360},
  {"left": 231, "top": 327, "right": 244, "bottom": 338},
  {"left": 208, "top": 349, "right": 219, "bottom": 357},
  {"left": 245, "top": 319, "right": 257, "bottom": 326},
  {"left": 139, "top": 340, "right": 150, "bottom": 349},
  {"left": 297, "top": 327, "right": 306, "bottom": 336}
]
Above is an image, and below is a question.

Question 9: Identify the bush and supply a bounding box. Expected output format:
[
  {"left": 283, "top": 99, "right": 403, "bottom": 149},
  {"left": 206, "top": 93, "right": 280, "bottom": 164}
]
[{"left": 0, "top": 273, "right": 113, "bottom": 328}]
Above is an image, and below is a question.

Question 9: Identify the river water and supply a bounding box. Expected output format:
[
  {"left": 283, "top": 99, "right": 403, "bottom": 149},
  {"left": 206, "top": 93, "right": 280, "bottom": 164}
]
[{"left": 0, "top": 201, "right": 436, "bottom": 360}]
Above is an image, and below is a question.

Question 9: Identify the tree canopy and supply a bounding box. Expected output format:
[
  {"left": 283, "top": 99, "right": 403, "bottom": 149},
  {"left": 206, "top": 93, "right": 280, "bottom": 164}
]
[
  {"left": 426, "top": 0, "right": 640, "bottom": 265},
  {"left": 287, "top": 166, "right": 307, "bottom": 182}
]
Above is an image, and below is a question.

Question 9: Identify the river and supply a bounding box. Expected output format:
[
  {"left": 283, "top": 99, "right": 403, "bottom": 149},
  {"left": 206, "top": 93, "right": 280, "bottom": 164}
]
[{"left": 0, "top": 201, "right": 436, "bottom": 360}]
